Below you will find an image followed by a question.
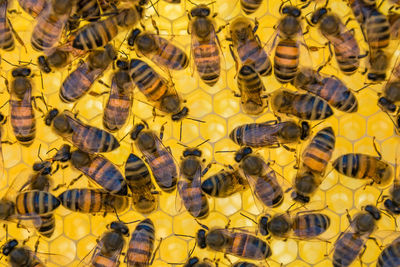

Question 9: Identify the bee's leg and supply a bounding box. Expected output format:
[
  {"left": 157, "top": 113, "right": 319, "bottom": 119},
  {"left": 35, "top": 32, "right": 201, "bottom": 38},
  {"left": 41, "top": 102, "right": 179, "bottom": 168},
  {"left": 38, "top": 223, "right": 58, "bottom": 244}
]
[
  {"left": 317, "top": 42, "right": 332, "bottom": 74},
  {"left": 282, "top": 145, "right": 296, "bottom": 152},
  {"left": 223, "top": 254, "right": 232, "bottom": 265},
  {"left": 53, "top": 183, "right": 66, "bottom": 191},
  {"left": 150, "top": 238, "right": 162, "bottom": 265},
  {"left": 34, "top": 236, "right": 41, "bottom": 254},
  {"left": 68, "top": 174, "right": 83, "bottom": 188},
  {"left": 159, "top": 122, "right": 167, "bottom": 140},
  {"left": 358, "top": 245, "right": 367, "bottom": 266},
  {"left": 229, "top": 44, "right": 239, "bottom": 78},
  {"left": 372, "top": 136, "right": 382, "bottom": 160}
]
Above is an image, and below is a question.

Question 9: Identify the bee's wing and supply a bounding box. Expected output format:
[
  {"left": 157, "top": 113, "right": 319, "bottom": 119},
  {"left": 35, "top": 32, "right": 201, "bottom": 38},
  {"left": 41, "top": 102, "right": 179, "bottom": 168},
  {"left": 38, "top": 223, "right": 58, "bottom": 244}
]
[
  {"left": 177, "top": 166, "right": 203, "bottom": 218},
  {"left": 3, "top": 168, "right": 33, "bottom": 201},
  {"left": 241, "top": 169, "right": 267, "bottom": 213}
]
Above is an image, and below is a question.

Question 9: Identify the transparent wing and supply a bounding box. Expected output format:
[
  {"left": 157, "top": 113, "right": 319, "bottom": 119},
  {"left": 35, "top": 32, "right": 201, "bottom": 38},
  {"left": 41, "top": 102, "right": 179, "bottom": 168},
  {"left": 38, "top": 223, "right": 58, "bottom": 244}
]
[
  {"left": 3, "top": 168, "right": 33, "bottom": 201},
  {"left": 177, "top": 165, "right": 203, "bottom": 218}
]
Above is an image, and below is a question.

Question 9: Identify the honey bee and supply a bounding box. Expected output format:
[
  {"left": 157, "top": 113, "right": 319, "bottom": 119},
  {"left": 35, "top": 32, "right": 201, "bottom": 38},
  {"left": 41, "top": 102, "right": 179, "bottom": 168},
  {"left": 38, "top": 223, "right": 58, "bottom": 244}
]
[
  {"left": 126, "top": 218, "right": 156, "bottom": 267},
  {"left": 125, "top": 153, "right": 157, "bottom": 214},
  {"left": 25, "top": 172, "right": 56, "bottom": 238},
  {"left": 75, "top": 0, "right": 100, "bottom": 22},
  {"left": 333, "top": 205, "right": 381, "bottom": 267},
  {"left": 60, "top": 44, "right": 116, "bottom": 103},
  {"left": 58, "top": 188, "right": 129, "bottom": 213},
  {"left": 274, "top": 5, "right": 303, "bottom": 83},
  {"left": 197, "top": 225, "right": 272, "bottom": 260},
  {"left": 31, "top": 0, "right": 74, "bottom": 51},
  {"left": 37, "top": 48, "right": 70, "bottom": 74},
  {"left": 2, "top": 239, "right": 45, "bottom": 267},
  {"left": 15, "top": 190, "right": 60, "bottom": 217},
  {"left": 310, "top": 8, "right": 361, "bottom": 75},
  {"left": 103, "top": 60, "right": 133, "bottom": 132},
  {"left": 89, "top": 221, "right": 129, "bottom": 266},
  {"left": 129, "top": 59, "right": 188, "bottom": 120},
  {"left": 237, "top": 64, "right": 267, "bottom": 115},
  {"left": 128, "top": 29, "right": 189, "bottom": 70},
  {"left": 377, "top": 236, "right": 400, "bottom": 267},
  {"left": 201, "top": 168, "right": 248, "bottom": 198},
  {"left": 256, "top": 210, "right": 330, "bottom": 240},
  {"left": 333, "top": 143, "right": 393, "bottom": 186},
  {"left": 240, "top": 0, "right": 263, "bottom": 14},
  {"left": 229, "top": 120, "right": 310, "bottom": 148},
  {"left": 292, "top": 68, "right": 358, "bottom": 113},
  {"left": 233, "top": 262, "right": 261, "bottom": 267},
  {"left": 10, "top": 67, "right": 36, "bottom": 146},
  {"left": 69, "top": 149, "right": 128, "bottom": 195},
  {"left": 184, "top": 257, "right": 215, "bottom": 267},
  {"left": 0, "top": 0, "right": 14, "bottom": 51},
  {"left": 188, "top": 5, "right": 221, "bottom": 86},
  {"left": 178, "top": 148, "right": 209, "bottom": 219},
  {"left": 73, "top": 7, "right": 143, "bottom": 51},
  {"left": 235, "top": 147, "right": 284, "bottom": 209},
  {"left": 45, "top": 109, "right": 120, "bottom": 153},
  {"left": 228, "top": 17, "right": 272, "bottom": 76},
  {"left": 17, "top": 0, "right": 47, "bottom": 18},
  {"left": 130, "top": 123, "right": 178, "bottom": 192},
  {"left": 368, "top": 49, "right": 390, "bottom": 81},
  {"left": 293, "top": 127, "right": 335, "bottom": 203},
  {"left": 383, "top": 182, "right": 400, "bottom": 214},
  {"left": 271, "top": 89, "right": 334, "bottom": 120},
  {"left": 378, "top": 81, "right": 400, "bottom": 133}
]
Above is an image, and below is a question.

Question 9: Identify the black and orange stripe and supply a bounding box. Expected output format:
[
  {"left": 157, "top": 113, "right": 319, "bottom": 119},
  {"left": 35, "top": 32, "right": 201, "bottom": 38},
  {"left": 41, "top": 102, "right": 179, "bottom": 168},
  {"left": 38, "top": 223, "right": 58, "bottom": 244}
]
[
  {"left": 201, "top": 170, "right": 247, "bottom": 198},
  {"left": 127, "top": 219, "right": 155, "bottom": 266},
  {"left": 73, "top": 154, "right": 128, "bottom": 195},
  {"left": 253, "top": 165, "right": 283, "bottom": 207},
  {"left": 237, "top": 38, "right": 271, "bottom": 76},
  {"left": 0, "top": 0, "right": 14, "bottom": 51},
  {"left": 377, "top": 238, "right": 400, "bottom": 267},
  {"left": 240, "top": 0, "right": 263, "bottom": 14},
  {"left": 227, "top": 232, "right": 271, "bottom": 260},
  {"left": 302, "top": 127, "right": 335, "bottom": 174},
  {"left": 237, "top": 64, "right": 265, "bottom": 115},
  {"left": 58, "top": 188, "right": 129, "bottom": 213},
  {"left": 274, "top": 38, "right": 299, "bottom": 83},
  {"left": 292, "top": 213, "right": 330, "bottom": 238},
  {"left": 125, "top": 153, "right": 152, "bottom": 192},
  {"left": 365, "top": 9, "right": 390, "bottom": 50},
  {"left": 15, "top": 190, "right": 60, "bottom": 215},
  {"left": 17, "top": 0, "right": 47, "bottom": 18},
  {"left": 333, "top": 232, "right": 365, "bottom": 267},
  {"left": 76, "top": 0, "right": 100, "bottom": 21},
  {"left": 193, "top": 43, "right": 220, "bottom": 86}
]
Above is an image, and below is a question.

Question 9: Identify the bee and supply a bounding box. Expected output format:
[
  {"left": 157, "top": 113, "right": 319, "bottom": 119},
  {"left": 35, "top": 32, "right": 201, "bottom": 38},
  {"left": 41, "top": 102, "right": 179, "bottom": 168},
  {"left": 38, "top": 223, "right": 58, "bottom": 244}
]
[
  {"left": 377, "top": 236, "right": 400, "bottom": 267},
  {"left": 333, "top": 143, "right": 393, "bottom": 186},
  {"left": 10, "top": 67, "right": 36, "bottom": 146},
  {"left": 58, "top": 188, "right": 129, "bottom": 213},
  {"left": 75, "top": 0, "right": 100, "bottom": 22},
  {"left": 31, "top": 0, "right": 74, "bottom": 51},
  {"left": 15, "top": 190, "right": 60, "bottom": 217},
  {"left": 333, "top": 205, "right": 381, "bottom": 267},
  {"left": 60, "top": 44, "right": 116, "bottom": 103},
  {"left": 37, "top": 48, "right": 70, "bottom": 74},
  {"left": 89, "top": 221, "right": 129, "bottom": 267},
  {"left": 271, "top": 89, "right": 334, "bottom": 120},
  {"left": 228, "top": 17, "right": 272, "bottom": 76},
  {"left": 125, "top": 153, "right": 157, "bottom": 214},
  {"left": 201, "top": 168, "right": 248, "bottom": 198},
  {"left": 73, "top": 7, "right": 143, "bottom": 51},
  {"left": 274, "top": 5, "right": 302, "bottom": 83},
  {"left": 69, "top": 149, "right": 128, "bottom": 196},
  {"left": 129, "top": 59, "right": 188, "bottom": 120},
  {"left": 178, "top": 148, "right": 209, "bottom": 219},
  {"left": 25, "top": 172, "right": 56, "bottom": 238},
  {"left": 292, "top": 68, "right": 358, "bottom": 113},
  {"left": 2, "top": 239, "right": 45, "bottom": 267},
  {"left": 126, "top": 218, "right": 156, "bottom": 267},
  {"left": 368, "top": 49, "right": 390, "bottom": 81},
  {"left": 128, "top": 28, "right": 189, "bottom": 70},
  {"left": 310, "top": 8, "right": 361, "bottom": 75},
  {"left": 0, "top": 0, "right": 14, "bottom": 51},
  {"left": 383, "top": 178, "right": 400, "bottom": 214},
  {"left": 103, "top": 60, "right": 133, "bottom": 132},
  {"left": 240, "top": 0, "right": 263, "bottom": 14},
  {"left": 130, "top": 123, "right": 178, "bottom": 192},
  {"left": 237, "top": 64, "right": 267, "bottom": 115},
  {"left": 188, "top": 5, "right": 221, "bottom": 86},
  {"left": 229, "top": 120, "right": 310, "bottom": 148},
  {"left": 235, "top": 147, "right": 284, "bottom": 208},
  {"left": 197, "top": 225, "right": 272, "bottom": 260},
  {"left": 233, "top": 262, "right": 258, "bottom": 267},
  {"left": 184, "top": 257, "right": 215, "bottom": 267},
  {"left": 45, "top": 109, "right": 120, "bottom": 153},
  {"left": 293, "top": 127, "right": 335, "bottom": 203},
  {"left": 17, "top": 0, "right": 47, "bottom": 18},
  {"left": 377, "top": 81, "right": 400, "bottom": 133},
  {"left": 256, "top": 210, "right": 330, "bottom": 239}
]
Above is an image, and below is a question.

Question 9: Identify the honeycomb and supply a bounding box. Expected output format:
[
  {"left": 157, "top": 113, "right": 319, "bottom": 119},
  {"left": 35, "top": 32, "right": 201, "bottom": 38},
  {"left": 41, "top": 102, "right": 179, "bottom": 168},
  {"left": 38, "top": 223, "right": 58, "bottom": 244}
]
[{"left": 0, "top": 0, "right": 399, "bottom": 266}]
